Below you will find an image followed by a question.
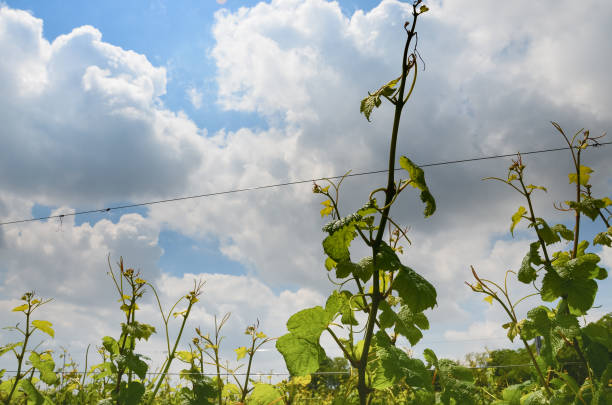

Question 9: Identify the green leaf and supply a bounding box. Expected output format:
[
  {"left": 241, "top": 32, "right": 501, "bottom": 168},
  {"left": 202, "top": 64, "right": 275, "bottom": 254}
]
[
  {"left": 286, "top": 306, "right": 331, "bottom": 339},
  {"left": 554, "top": 253, "right": 600, "bottom": 280},
  {"left": 276, "top": 333, "right": 325, "bottom": 376},
  {"left": 12, "top": 304, "right": 28, "bottom": 312},
  {"left": 376, "top": 242, "right": 402, "bottom": 271},
  {"left": 371, "top": 331, "right": 429, "bottom": 389},
  {"left": 532, "top": 218, "right": 560, "bottom": 245},
  {"left": 360, "top": 77, "right": 400, "bottom": 121},
  {"left": 502, "top": 321, "right": 520, "bottom": 342},
  {"left": 526, "top": 184, "right": 547, "bottom": 193},
  {"left": 325, "top": 290, "right": 358, "bottom": 326},
  {"left": 510, "top": 206, "right": 526, "bottom": 236},
  {"left": 234, "top": 346, "right": 247, "bottom": 361},
  {"left": 521, "top": 306, "right": 580, "bottom": 365},
  {"left": 176, "top": 351, "right": 194, "bottom": 363},
  {"left": 102, "top": 336, "right": 119, "bottom": 356},
  {"left": 550, "top": 223, "right": 574, "bottom": 241},
  {"left": 378, "top": 302, "right": 429, "bottom": 346},
  {"left": 29, "top": 352, "right": 58, "bottom": 385},
  {"left": 18, "top": 379, "right": 45, "bottom": 405},
  {"left": 501, "top": 384, "right": 523, "bottom": 405},
  {"left": 541, "top": 271, "right": 597, "bottom": 314},
  {"left": 521, "top": 388, "right": 548, "bottom": 405},
  {"left": 518, "top": 242, "right": 542, "bottom": 284},
  {"left": 335, "top": 261, "right": 358, "bottom": 279},
  {"left": 117, "top": 381, "right": 145, "bottom": 405},
  {"left": 277, "top": 306, "right": 333, "bottom": 375},
  {"left": 395, "top": 306, "right": 429, "bottom": 345},
  {"left": 0, "top": 342, "right": 23, "bottom": 357},
  {"left": 125, "top": 352, "right": 148, "bottom": 380},
  {"left": 121, "top": 321, "right": 156, "bottom": 341},
  {"left": 593, "top": 230, "right": 612, "bottom": 247},
  {"left": 423, "top": 348, "right": 438, "bottom": 369},
  {"left": 355, "top": 257, "right": 374, "bottom": 282},
  {"left": 324, "top": 257, "right": 337, "bottom": 271},
  {"left": 392, "top": 265, "right": 437, "bottom": 313},
  {"left": 322, "top": 213, "right": 362, "bottom": 262},
  {"left": 582, "top": 322, "right": 612, "bottom": 351},
  {"left": 248, "top": 383, "right": 282, "bottom": 405},
  {"left": 399, "top": 156, "right": 436, "bottom": 217},
  {"left": 568, "top": 165, "right": 593, "bottom": 186},
  {"left": 567, "top": 197, "right": 607, "bottom": 221},
  {"left": 32, "top": 320, "right": 54, "bottom": 338}
]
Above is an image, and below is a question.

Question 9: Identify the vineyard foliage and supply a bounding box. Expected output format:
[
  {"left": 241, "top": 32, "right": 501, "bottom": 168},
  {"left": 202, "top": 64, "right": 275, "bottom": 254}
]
[{"left": 1, "top": 1, "right": 611, "bottom": 404}]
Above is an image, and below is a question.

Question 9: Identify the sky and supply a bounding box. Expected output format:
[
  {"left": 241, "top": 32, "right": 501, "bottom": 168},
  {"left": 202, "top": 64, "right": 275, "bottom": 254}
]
[{"left": 0, "top": 0, "right": 611, "bottom": 378}]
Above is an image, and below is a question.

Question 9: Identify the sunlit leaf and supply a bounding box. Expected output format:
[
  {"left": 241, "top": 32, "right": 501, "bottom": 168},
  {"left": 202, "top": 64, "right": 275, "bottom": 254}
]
[
  {"left": 510, "top": 206, "right": 526, "bottom": 236},
  {"left": 360, "top": 77, "right": 400, "bottom": 121},
  {"left": 32, "top": 320, "right": 55, "bottom": 338},
  {"left": 249, "top": 383, "right": 283, "bottom": 405},
  {"left": 399, "top": 156, "right": 436, "bottom": 217},
  {"left": 568, "top": 165, "right": 593, "bottom": 186},
  {"left": 235, "top": 346, "right": 247, "bottom": 361},
  {"left": 12, "top": 304, "right": 28, "bottom": 312}
]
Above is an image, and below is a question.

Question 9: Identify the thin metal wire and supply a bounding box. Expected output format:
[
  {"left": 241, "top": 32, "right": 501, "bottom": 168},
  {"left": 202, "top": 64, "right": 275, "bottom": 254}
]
[
  {"left": 0, "top": 362, "right": 585, "bottom": 375},
  {"left": 1, "top": 142, "right": 608, "bottom": 226}
]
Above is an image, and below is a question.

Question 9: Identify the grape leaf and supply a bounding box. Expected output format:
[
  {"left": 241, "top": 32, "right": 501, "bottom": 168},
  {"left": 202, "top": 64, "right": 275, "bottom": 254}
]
[
  {"left": 392, "top": 265, "right": 437, "bottom": 313},
  {"left": 32, "top": 320, "right": 54, "bottom": 338},
  {"left": 400, "top": 156, "right": 436, "bottom": 217},
  {"left": 322, "top": 213, "right": 362, "bottom": 262},
  {"left": 276, "top": 334, "right": 326, "bottom": 376},
  {"left": 518, "top": 242, "right": 542, "bottom": 284},
  {"left": 249, "top": 383, "right": 283, "bottom": 405},
  {"left": 510, "top": 206, "right": 526, "bottom": 236},
  {"left": 568, "top": 165, "right": 593, "bottom": 186},
  {"left": 29, "top": 352, "right": 58, "bottom": 385},
  {"left": 360, "top": 77, "right": 400, "bottom": 122}
]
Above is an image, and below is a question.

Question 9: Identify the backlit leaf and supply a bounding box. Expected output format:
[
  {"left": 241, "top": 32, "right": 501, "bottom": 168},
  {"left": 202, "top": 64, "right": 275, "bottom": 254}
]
[
  {"left": 276, "top": 334, "right": 325, "bottom": 376},
  {"left": 510, "top": 206, "right": 526, "bottom": 236},
  {"left": 360, "top": 77, "right": 400, "bottom": 121},
  {"left": 12, "top": 304, "right": 28, "bottom": 312},
  {"left": 399, "top": 156, "right": 436, "bottom": 217},
  {"left": 322, "top": 213, "right": 362, "bottom": 262},
  {"left": 29, "top": 351, "right": 58, "bottom": 385},
  {"left": 235, "top": 346, "right": 247, "bottom": 361},
  {"left": 249, "top": 383, "right": 282, "bottom": 405},
  {"left": 286, "top": 306, "right": 331, "bottom": 339},
  {"left": 18, "top": 379, "right": 45, "bottom": 405},
  {"left": 0, "top": 342, "right": 23, "bottom": 357},
  {"left": 32, "top": 320, "right": 55, "bottom": 338},
  {"left": 568, "top": 165, "right": 593, "bottom": 186},
  {"left": 593, "top": 229, "right": 612, "bottom": 247},
  {"left": 371, "top": 331, "right": 429, "bottom": 389}
]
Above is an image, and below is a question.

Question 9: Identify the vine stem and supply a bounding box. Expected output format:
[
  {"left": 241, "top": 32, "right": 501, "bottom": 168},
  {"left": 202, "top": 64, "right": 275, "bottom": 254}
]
[
  {"left": 356, "top": 4, "right": 420, "bottom": 404},
  {"left": 6, "top": 304, "right": 32, "bottom": 404},
  {"left": 148, "top": 298, "right": 197, "bottom": 404}
]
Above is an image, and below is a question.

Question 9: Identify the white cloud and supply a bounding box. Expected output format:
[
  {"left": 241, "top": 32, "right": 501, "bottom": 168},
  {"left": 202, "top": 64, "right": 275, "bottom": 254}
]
[
  {"left": 0, "top": 6, "right": 206, "bottom": 205},
  {"left": 186, "top": 86, "right": 203, "bottom": 109},
  {"left": 0, "top": 0, "right": 611, "bottom": 375}
]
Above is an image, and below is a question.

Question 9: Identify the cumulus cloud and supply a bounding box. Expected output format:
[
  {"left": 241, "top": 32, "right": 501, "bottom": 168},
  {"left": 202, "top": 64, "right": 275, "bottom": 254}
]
[
  {"left": 0, "top": 0, "right": 610, "bottom": 373},
  {"left": 0, "top": 6, "right": 206, "bottom": 206}
]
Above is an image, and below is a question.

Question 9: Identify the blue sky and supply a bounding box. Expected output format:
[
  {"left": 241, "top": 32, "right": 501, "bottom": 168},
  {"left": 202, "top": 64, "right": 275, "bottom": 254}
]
[{"left": 0, "top": 0, "right": 611, "bottom": 376}]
